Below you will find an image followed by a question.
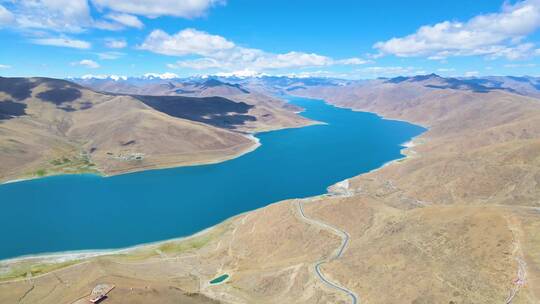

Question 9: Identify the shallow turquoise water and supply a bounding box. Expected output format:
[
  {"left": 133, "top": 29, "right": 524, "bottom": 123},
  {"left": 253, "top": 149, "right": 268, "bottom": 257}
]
[{"left": 0, "top": 97, "right": 425, "bottom": 260}]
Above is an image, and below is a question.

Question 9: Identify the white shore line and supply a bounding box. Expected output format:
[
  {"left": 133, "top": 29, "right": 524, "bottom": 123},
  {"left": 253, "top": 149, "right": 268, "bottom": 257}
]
[
  {"left": 1, "top": 178, "right": 30, "bottom": 185},
  {"left": 401, "top": 140, "right": 416, "bottom": 149},
  {"left": 360, "top": 136, "right": 423, "bottom": 176},
  {"left": 0, "top": 222, "right": 223, "bottom": 266},
  {"left": 288, "top": 95, "right": 428, "bottom": 175}
]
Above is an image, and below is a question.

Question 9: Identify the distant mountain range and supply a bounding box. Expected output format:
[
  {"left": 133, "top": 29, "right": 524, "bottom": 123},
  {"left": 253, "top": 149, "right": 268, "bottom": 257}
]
[
  {"left": 73, "top": 76, "right": 254, "bottom": 96},
  {"left": 70, "top": 73, "right": 540, "bottom": 99},
  {"left": 380, "top": 73, "right": 540, "bottom": 97}
]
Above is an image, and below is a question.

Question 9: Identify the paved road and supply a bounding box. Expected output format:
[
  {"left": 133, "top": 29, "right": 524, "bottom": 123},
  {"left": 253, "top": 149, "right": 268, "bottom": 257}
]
[{"left": 296, "top": 200, "right": 359, "bottom": 304}]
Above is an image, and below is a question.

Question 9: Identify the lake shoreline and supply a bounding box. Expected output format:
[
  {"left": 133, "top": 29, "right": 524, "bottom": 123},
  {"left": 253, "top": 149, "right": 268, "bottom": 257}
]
[
  {"left": 0, "top": 218, "right": 225, "bottom": 266},
  {"left": 0, "top": 134, "right": 262, "bottom": 186},
  {"left": 0, "top": 118, "right": 323, "bottom": 186},
  {"left": 0, "top": 97, "right": 425, "bottom": 267},
  {"left": 0, "top": 135, "right": 425, "bottom": 270},
  {"left": 0, "top": 138, "right": 423, "bottom": 276}
]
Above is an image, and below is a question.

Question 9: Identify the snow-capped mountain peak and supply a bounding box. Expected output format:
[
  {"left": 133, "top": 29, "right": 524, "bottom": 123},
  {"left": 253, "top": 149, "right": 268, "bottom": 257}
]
[
  {"left": 142, "top": 73, "right": 179, "bottom": 80},
  {"left": 80, "top": 74, "right": 128, "bottom": 81}
]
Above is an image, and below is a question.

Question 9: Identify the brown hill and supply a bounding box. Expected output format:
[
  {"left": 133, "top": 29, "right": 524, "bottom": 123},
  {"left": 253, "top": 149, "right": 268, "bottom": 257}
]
[
  {"left": 0, "top": 77, "right": 310, "bottom": 182},
  {"left": 75, "top": 77, "right": 313, "bottom": 132}
]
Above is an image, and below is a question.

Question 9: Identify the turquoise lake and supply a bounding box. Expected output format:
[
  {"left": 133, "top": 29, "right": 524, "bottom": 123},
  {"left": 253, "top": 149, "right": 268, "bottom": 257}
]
[{"left": 0, "top": 97, "right": 425, "bottom": 260}]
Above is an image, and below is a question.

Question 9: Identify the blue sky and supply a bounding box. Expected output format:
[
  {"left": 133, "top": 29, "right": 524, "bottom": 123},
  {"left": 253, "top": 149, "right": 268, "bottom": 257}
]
[{"left": 1, "top": 0, "right": 540, "bottom": 79}]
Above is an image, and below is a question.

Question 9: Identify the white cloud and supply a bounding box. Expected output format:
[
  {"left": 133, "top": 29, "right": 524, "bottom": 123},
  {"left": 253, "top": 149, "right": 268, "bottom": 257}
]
[
  {"left": 374, "top": 0, "right": 540, "bottom": 60},
  {"left": 140, "top": 29, "right": 235, "bottom": 56},
  {"left": 464, "top": 71, "right": 480, "bottom": 77},
  {"left": 0, "top": 4, "right": 14, "bottom": 26},
  {"left": 72, "top": 59, "right": 100, "bottom": 68},
  {"left": 168, "top": 58, "right": 221, "bottom": 70},
  {"left": 0, "top": 64, "right": 11, "bottom": 69},
  {"left": 213, "top": 69, "right": 263, "bottom": 78},
  {"left": 143, "top": 72, "right": 179, "bottom": 79},
  {"left": 97, "top": 51, "right": 124, "bottom": 60},
  {"left": 92, "top": 20, "right": 123, "bottom": 31},
  {"left": 252, "top": 52, "right": 333, "bottom": 69},
  {"left": 0, "top": 0, "right": 195, "bottom": 32},
  {"left": 358, "top": 66, "right": 424, "bottom": 77},
  {"left": 504, "top": 63, "right": 537, "bottom": 68},
  {"left": 280, "top": 70, "right": 350, "bottom": 79},
  {"left": 9, "top": 0, "right": 92, "bottom": 32},
  {"left": 366, "top": 52, "right": 384, "bottom": 59},
  {"left": 90, "top": 0, "right": 223, "bottom": 18},
  {"left": 336, "top": 58, "right": 373, "bottom": 65},
  {"left": 105, "top": 38, "right": 127, "bottom": 49},
  {"left": 1, "top": 0, "right": 224, "bottom": 32},
  {"left": 142, "top": 28, "right": 370, "bottom": 71},
  {"left": 437, "top": 68, "right": 455, "bottom": 72},
  {"left": 486, "top": 43, "right": 536, "bottom": 60},
  {"left": 80, "top": 74, "right": 127, "bottom": 80},
  {"left": 31, "top": 37, "right": 91, "bottom": 49},
  {"left": 105, "top": 13, "right": 143, "bottom": 29}
]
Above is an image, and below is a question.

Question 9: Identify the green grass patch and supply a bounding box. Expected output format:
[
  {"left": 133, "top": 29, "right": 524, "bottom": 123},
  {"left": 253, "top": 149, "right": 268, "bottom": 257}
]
[
  {"left": 0, "top": 260, "right": 81, "bottom": 282},
  {"left": 28, "top": 260, "right": 80, "bottom": 276},
  {"left": 51, "top": 158, "right": 72, "bottom": 166},
  {"left": 112, "top": 222, "right": 230, "bottom": 261},
  {"left": 44, "top": 153, "right": 101, "bottom": 176},
  {"left": 111, "top": 250, "right": 158, "bottom": 262},
  {"left": 158, "top": 234, "right": 213, "bottom": 254},
  {"left": 35, "top": 169, "right": 47, "bottom": 177},
  {"left": 110, "top": 235, "right": 216, "bottom": 262},
  {"left": 159, "top": 222, "right": 232, "bottom": 254}
]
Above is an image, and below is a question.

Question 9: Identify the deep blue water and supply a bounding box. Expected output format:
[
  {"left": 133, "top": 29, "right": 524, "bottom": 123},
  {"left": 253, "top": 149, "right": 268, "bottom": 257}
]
[{"left": 0, "top": 97, "right": 425, "bottom": 260}]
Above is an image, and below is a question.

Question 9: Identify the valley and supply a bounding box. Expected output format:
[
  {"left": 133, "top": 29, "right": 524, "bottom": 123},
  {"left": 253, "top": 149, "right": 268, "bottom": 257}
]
[
  {"left": 2, "top": 1, "right": 540, "bottom": 303},
  {"left": 1, "top": 74, "right": 539, "bottom": 303}
]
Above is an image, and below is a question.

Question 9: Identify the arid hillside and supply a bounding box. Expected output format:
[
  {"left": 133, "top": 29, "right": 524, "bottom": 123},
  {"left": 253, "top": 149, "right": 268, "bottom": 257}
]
[
  {"left": 288, "top": 75, "right": 540, "bottom": 303},
  {"left": 1, "top": 75, "right": 539, "bottom": 304},
  {"left": 0, "top": 77, "right": 311, "bottom": 182},
  {"left": 75, "top": 77, "right": 312, "bottom": 132}
]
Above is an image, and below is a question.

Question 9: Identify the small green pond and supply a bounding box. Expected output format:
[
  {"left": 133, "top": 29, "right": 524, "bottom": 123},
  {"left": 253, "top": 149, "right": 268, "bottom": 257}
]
[{"left": 209, "top": 274, "right": 230, "bottom": 284}]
